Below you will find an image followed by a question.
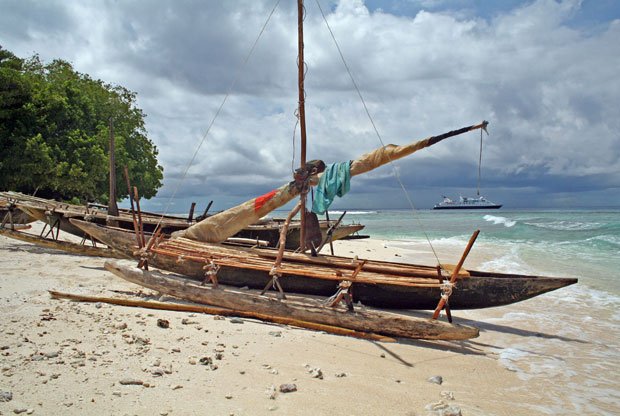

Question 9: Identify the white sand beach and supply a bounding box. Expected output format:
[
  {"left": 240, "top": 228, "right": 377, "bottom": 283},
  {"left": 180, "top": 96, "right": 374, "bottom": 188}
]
[{"left": 1, "top": 222, "right": 616, "bottom": 415}]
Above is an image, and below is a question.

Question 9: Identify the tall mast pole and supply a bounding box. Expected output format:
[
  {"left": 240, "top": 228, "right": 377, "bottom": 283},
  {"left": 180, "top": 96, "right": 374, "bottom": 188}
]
[{"left": 297, "top": 0, "right": 308, "bottom": 250}]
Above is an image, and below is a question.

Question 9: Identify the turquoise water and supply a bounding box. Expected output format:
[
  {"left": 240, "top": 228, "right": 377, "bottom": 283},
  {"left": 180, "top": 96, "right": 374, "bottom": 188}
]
[
  {"left": 330, "top": 209, "right": 620, "bottom": 295},
  {"left": 327, "top": 208, "right": 620, "bottom": 414}
]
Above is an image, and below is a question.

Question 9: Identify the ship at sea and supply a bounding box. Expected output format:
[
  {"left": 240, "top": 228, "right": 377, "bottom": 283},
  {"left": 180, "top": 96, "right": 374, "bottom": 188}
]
[
  {"left": 434, "top": 118, "right": 501, "bottom": 210},
  {"left": 433, "top": 195, "right": 502, "bottom": 210}
]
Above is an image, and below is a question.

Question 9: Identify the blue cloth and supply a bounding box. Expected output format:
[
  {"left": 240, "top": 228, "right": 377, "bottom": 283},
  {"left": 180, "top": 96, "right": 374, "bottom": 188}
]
[{"left": 311, "top": 161, "right": 351, "bottom": 215}]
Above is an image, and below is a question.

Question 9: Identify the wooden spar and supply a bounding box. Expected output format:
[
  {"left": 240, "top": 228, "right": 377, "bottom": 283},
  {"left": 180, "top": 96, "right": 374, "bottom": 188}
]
[
  {"left": 133, "top": 187, "right": 146, "bottom": 247},
  {"left": 317, "top": 210, "right": 346, "bottom": 254},
  {"left": 252, "top": 249, "right": 470, "bottom": 278},
  {"left": 103, "top": 260, "right": 479, "bottom": 340},
  {"left": 297, "top": 0, "right": 308, "bottom": 251},
  {"left": 201, "top": 201, "right": 214, "bottom": 219},
  {"left": 188, "top": 202, "right": 196, "bottom": 222},
  {"left": 49, "top": 290, "right": 395, "bottom": 342},
  {"left": 175, "top": 121, "right": 489, "bottom": 244},
  {"left": 274, "top": 201, "right": 302, "bottom": 270},
  {"left": 0, "top": 227, "right": 125, "bottom": 258},
  {"left": 137, "top": 226, "right": 163, "bottom": 269},
  {"left": 153, "top": 240, "right": 457, "bottom": 282},
  {"left": 107, "top": 117, "right": 119, "bottom": 223},
  {"left": 432, "top": 230, "right": 480, "bottom": 320},
  {"left": 123, "top": 166, "right": 142, "bottom": 248}
]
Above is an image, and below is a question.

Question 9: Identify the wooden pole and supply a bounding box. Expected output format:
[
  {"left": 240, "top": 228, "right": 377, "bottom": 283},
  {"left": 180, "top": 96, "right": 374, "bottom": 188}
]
[
  {"left": 432, "top": 230, "right": 480, "bottom": 319},
  {"left": 123, "top": 167, "right": 142, "bottom": 248},
  {"left": 107, "top": 118, "right": 119, "bottom": 224},
  {"left": 188, "top": 202, "right": 196, "bottom": 222},
  {"left": 48, "top": 290, "right": 395, "bottom": 342},
  {"left": 274, "top": 202, "right": 302, "bottom": 269},
  {"left": 317, "top": 210, "right": 347, "bottom": 254},
  {"left": 261, "top": 201, "right": 302, "bottom": 296},
  {"left": 201, "top": 201, "right": 213, "bottom": 220},
  {"left": 297, "top": 0, "right": 308, "bottom": 251},
  {"left": 133, "top": 187, "right": 146, "bottom": 248}
]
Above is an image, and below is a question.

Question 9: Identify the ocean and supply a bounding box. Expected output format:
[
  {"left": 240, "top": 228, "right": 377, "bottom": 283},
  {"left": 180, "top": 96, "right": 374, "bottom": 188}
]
[{"left": 330, "top": 208, "right": 620, "bottom": 415}]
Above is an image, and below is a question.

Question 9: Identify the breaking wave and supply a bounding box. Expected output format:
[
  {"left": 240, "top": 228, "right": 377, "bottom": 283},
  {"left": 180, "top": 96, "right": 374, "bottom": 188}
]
[{"left": 483, "top": 214, "right": 516, "bottom": 228}]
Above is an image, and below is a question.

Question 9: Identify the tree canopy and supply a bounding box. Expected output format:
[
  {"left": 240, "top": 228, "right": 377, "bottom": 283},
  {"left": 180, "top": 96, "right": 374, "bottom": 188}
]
[{"left": 0, "top": 46, "right": 163, "bottom": 203}]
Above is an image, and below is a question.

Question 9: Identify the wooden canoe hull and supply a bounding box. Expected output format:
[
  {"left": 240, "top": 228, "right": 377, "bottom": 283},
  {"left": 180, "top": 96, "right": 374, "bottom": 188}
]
[
  {"left": 18, "top": 199, "right": 364, "bottom": 249},
  {"left": 0, "top": 227, "right": 125, "bottom": 258},
  {"left": 71, "top": 219, "right": 578, "bottom": 310},
  {"left": 0, "top": 208, "right": 36, "bottom": 225},
  {"left": 103, "top": 260, "right": 479, "bottom": 341}
]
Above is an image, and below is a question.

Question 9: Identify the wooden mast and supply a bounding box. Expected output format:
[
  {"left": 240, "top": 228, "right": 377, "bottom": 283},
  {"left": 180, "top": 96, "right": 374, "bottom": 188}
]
[{"left": 297, "top": 0, "right": 308, "bottom": 251}]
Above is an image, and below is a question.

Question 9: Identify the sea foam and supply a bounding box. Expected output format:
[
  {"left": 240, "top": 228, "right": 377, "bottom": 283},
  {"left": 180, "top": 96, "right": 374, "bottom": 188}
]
[{"left": 483, "top": 214, "right": 516, "bottom": 227}]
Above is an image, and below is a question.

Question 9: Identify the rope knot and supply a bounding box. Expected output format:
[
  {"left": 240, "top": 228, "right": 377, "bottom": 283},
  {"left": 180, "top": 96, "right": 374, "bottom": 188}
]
[
  {"left": 440, "top": 280, "right": 453, "bottom": 300},
  {"left": 293, "top": 160, "right": 326, "bottom": 191}
]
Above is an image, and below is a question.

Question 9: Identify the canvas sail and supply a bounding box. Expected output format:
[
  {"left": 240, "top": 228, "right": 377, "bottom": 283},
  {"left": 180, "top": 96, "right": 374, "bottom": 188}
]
[{"left": 173, "top": 121, "right": 488, "bottom": 243}]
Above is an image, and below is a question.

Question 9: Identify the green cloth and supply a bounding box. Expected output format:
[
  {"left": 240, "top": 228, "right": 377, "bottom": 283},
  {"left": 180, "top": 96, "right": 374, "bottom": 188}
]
[{"left": 311, "top": 161, "right": 351, "bottom": 215}]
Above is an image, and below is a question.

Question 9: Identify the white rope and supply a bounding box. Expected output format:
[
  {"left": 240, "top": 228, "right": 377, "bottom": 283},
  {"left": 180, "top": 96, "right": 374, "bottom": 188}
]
[{"left": 440, "top": 280, "right": 453, "bottom": 300}]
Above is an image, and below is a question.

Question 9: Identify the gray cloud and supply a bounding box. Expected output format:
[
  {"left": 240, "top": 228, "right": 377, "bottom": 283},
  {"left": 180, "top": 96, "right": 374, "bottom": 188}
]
[{"left": 1, "top": 0, "right": 618, "bottom": 211}]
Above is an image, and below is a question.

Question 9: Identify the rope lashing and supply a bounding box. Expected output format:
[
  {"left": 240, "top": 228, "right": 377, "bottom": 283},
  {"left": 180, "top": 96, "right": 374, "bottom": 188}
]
[
  {"left": 203, "top": 260, "right": 220, "bottom": 287},
  {"left": 326, "top": 280, "right": 354, "bottom": 311},
  {"left": 440, "top": 280, "right": 453, "bottom": 301},
  {"left": 261, "top": 265, "right": 286, "bottom": 299},
  {"left": 292, "top": 159, "right": 325, "bottom": 192}
]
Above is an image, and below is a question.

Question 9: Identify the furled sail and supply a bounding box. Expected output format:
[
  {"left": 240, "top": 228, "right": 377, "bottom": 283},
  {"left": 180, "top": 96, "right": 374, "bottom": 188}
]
[{"left": 173, "top": 121, "right": 488, "bottom": 243}]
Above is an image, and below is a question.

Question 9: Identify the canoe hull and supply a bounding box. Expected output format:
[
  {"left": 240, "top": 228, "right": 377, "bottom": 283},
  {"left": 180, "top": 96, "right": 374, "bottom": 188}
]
[
  {"left": 71, "top": 219, "right": 578, "bottom": 310},
  {"left": 16, "top": 195, "right": 364, "bottom": 249}
]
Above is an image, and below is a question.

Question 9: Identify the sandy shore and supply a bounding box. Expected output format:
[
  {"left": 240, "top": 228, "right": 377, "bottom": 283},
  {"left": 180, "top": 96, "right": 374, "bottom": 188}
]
[{"left": 0, "top": 223, "right": 592, "bottom": 415}]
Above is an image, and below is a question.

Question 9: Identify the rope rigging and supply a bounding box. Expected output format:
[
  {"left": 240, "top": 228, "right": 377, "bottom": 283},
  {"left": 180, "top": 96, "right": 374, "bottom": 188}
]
[
  {"left": 152, "top": 0, "right": 282, "bottom": 228},
  {"left": 313, "top": 0, "right": 445, "bottom": 266}
]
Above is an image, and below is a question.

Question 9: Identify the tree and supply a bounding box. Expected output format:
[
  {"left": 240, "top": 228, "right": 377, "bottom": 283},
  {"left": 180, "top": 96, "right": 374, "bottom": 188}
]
[{"left": 0, "top": 46, "right": 163, "bottom": 203}]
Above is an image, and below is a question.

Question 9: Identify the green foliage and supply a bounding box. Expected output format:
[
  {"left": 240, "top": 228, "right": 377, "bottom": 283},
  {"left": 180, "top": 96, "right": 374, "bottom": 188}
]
[{"left": 0, "top": 46, "right": 163, "bottom": 203}]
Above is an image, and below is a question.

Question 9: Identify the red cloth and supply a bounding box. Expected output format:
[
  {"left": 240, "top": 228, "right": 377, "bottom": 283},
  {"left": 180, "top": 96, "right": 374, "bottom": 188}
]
[{"left": 254, "top": 189, "right": 278, "bottom": 212}]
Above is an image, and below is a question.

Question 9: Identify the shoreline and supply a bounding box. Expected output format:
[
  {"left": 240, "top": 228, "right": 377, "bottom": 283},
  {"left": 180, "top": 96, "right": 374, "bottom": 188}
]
[{"left": 1, "top": 222, "right": 617, "bottom": 415}]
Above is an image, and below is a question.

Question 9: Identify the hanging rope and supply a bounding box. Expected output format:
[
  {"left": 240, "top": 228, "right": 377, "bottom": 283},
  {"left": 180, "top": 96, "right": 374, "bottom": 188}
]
[{"left": 314, "top": 0, "right": 443, "bottom": 267}]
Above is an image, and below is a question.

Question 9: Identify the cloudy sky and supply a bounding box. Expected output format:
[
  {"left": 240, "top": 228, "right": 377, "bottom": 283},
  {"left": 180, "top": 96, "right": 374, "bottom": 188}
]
[{"left": 2, "top": 0, "right": 619, "bottom": 212}]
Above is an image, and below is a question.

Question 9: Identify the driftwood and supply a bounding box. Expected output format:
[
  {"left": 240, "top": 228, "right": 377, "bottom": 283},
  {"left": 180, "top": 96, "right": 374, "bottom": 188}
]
[
  {"left": 0, "top": 227, "right": 126, "bottom": 258},
  {"left": 103, "top": 260, "right": 480, "bottom": 341},
  {"left": 48, "top": 290, "right": 394, "bottom": 342}
]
